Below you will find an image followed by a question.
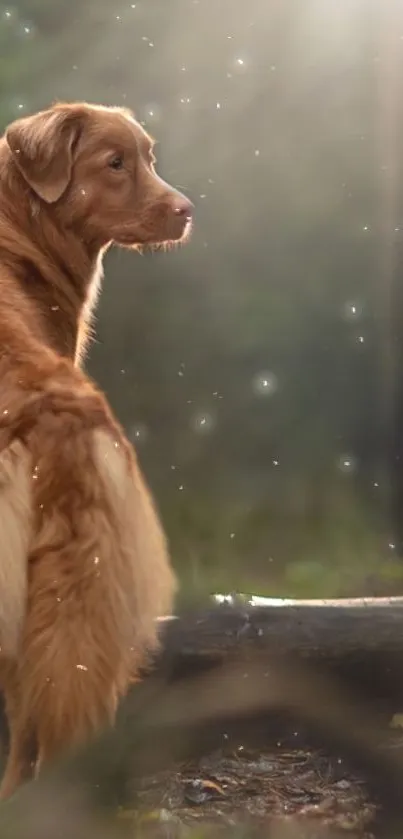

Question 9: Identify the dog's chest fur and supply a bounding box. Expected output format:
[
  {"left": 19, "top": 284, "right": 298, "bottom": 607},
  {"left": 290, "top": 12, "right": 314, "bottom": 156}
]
[{"left": 75, "top": 252, "right": 104, "bottom": 366}]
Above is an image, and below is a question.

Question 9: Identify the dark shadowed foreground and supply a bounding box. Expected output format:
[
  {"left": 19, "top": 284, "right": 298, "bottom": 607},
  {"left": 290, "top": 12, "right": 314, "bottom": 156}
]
[{"left": 0, "top": 597, "right": 403, "bottom": 838}]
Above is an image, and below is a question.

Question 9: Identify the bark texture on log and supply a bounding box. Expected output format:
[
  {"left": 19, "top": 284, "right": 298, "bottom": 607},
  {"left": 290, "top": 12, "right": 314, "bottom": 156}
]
[{"left": 157, "top": 596, "right": 403, "bottom": 713}]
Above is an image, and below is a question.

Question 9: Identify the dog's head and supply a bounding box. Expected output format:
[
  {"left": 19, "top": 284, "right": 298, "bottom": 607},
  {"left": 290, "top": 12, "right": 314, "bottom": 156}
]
[{"left": 4, "top": 102, "right": 193, "bottom": 249}]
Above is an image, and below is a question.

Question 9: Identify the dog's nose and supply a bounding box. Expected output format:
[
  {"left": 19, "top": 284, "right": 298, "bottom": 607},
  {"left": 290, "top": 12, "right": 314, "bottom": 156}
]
[{"left": 172, "top": 195, "right": 193, "bottom": 221}]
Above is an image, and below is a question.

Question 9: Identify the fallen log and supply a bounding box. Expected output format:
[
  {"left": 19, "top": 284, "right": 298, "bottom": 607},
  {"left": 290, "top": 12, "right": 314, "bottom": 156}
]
[{"left": 157, "top": 594, "right": 403, "bottom": 715}]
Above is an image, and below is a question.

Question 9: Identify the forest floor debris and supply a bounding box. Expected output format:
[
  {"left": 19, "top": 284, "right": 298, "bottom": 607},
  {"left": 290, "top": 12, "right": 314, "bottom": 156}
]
[{"left": 119, "top": 742, "right": 376, "bottom": 839}]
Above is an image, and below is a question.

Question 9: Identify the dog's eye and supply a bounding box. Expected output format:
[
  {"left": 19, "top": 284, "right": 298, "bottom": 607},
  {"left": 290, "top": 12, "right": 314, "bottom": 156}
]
[{"left": 108, "top": 155, "right": 124, "bottom": 171}]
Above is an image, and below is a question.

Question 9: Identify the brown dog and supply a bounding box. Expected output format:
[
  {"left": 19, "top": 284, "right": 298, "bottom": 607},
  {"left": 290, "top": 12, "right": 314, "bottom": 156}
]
[{"left": 0, "top": 101, "right": 193, "bottom": 798}]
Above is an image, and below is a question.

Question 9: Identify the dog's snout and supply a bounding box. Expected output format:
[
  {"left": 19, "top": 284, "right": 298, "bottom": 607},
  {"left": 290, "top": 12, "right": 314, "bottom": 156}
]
[
  {"left": 143, "top": 175, "right": 194, "bottom": 242},
  {"left": 172, "top": 194, "right": 193, "bottom": 221}
]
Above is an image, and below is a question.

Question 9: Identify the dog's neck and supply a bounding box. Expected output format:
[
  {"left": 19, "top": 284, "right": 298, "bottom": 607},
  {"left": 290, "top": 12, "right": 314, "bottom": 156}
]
[
  {"left": 0, "top": 157, "right": 107, "bottom": 365},
  {"left": 6, "top": 230, "right": 104, "bottom": 364}
]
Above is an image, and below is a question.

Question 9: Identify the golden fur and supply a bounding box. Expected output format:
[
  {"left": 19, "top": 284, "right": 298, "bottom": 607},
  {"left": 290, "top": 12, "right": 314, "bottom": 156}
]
[{"left": 0, "top": 101, "right": 193, "bottom": 797}]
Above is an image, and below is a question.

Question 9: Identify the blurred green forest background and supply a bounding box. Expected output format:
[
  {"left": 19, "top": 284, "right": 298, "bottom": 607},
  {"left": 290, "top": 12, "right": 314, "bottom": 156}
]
[{"left": 1, "top": 0, "right": 403, "bottom": 601}]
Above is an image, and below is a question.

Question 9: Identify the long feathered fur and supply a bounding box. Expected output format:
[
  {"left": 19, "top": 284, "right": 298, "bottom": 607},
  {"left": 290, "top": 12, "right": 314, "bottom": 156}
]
[{"left": 0, "top": 440, "right": 32, "bottom": 657}]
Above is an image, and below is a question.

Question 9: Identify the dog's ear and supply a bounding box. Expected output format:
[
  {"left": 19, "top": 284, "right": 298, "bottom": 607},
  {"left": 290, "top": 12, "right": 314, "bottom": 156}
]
[{"left": 5, "top": 107, "right": 82, "bottom": 204}]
